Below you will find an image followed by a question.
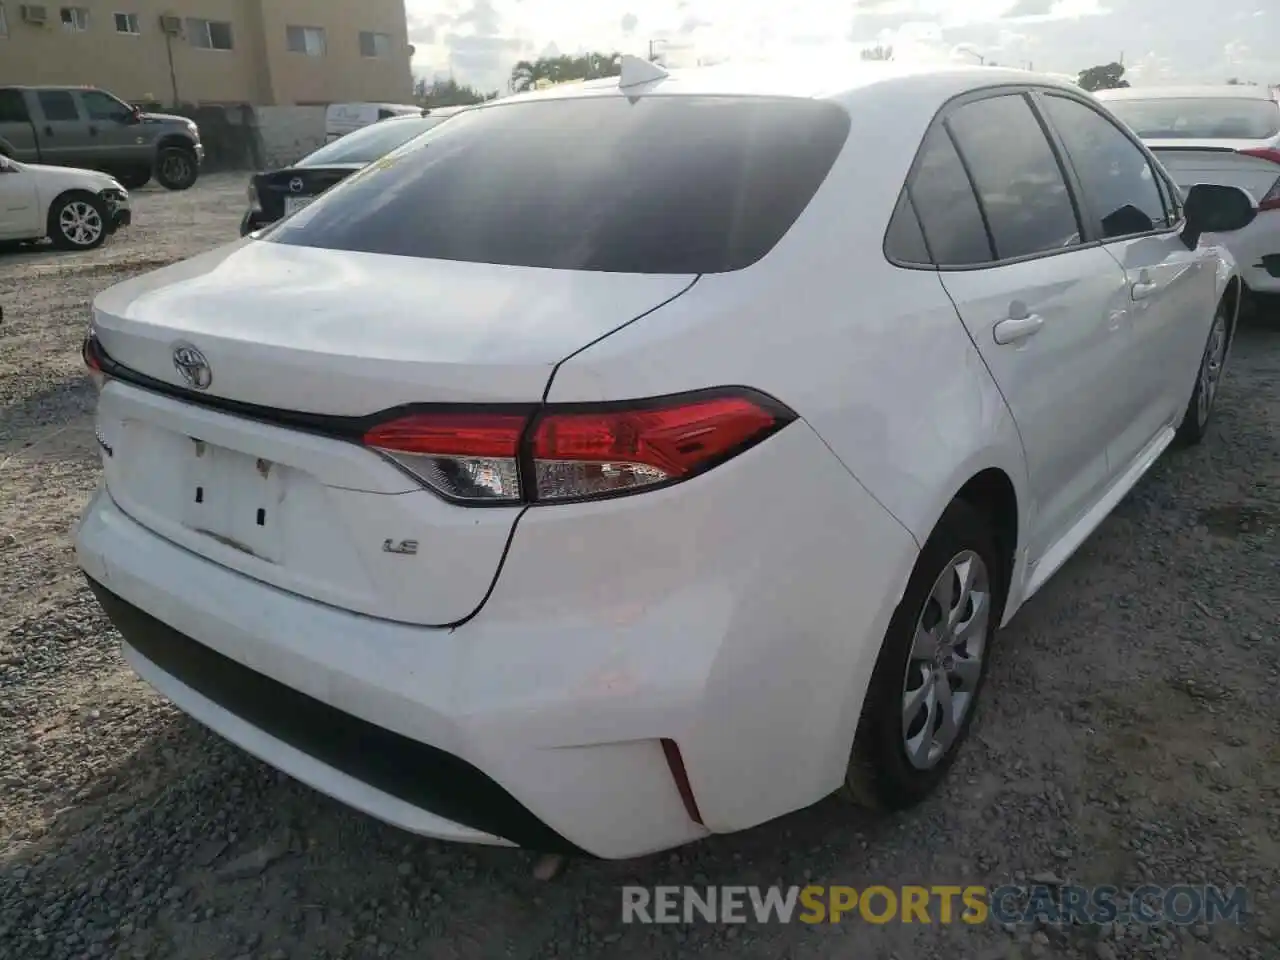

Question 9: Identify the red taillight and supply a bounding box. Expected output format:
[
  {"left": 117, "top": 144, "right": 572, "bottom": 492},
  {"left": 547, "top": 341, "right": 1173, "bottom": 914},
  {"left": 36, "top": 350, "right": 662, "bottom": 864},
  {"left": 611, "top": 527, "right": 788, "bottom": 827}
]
[
  {"left": 1239, "top": 148, "right": 1280, "bottom": 166},
  {"left": 363, "top": 411, "right": 526, "bottom": 503},
  {"left": 530, "top": 395, "right": 782, "bottom": 502},
  {"left": 361, "top": 389, "right": 793, "bottom": 505},
  {"left": 1238, "top": 148, "right": 1280, "bottom": 211},
  {"left": 83, "top": 333, "right": 107, "bottom": 389}
]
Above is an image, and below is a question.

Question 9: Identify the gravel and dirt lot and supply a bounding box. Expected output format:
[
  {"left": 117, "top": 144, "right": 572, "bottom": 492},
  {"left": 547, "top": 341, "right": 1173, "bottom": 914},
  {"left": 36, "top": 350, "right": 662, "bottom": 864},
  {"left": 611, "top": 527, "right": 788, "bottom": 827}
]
[{"left": 0, "top": 175, "right": 1277, "bottom": 960}]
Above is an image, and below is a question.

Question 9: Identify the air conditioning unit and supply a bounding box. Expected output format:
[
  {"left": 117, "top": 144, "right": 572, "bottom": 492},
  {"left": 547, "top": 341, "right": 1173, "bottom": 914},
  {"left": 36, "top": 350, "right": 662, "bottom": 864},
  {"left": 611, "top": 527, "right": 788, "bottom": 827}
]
[
  {"left": 159, "top": 14, "right": 183, "bottom": 35},
  {"left": 20, "top": 4, "right": 49, "bottom": 24}
]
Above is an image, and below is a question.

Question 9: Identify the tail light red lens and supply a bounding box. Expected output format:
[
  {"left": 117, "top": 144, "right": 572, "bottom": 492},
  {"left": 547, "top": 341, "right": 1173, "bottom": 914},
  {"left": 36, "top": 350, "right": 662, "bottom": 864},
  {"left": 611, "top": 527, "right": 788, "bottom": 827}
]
[
  {"left": 530, "top": 395, "right": 783, "bottom": 501},
  {"left": 1237, "top": 148, "right": 1280, "bottom": 211},
  {"left": 363, "top": 412, "right": 526, "bottom": 503},
  {"left": 83, "top": 333, "right": 107, "bottom": 390},
  {"left": 362, "top": 389, "right": 795, "bottom": 506}
]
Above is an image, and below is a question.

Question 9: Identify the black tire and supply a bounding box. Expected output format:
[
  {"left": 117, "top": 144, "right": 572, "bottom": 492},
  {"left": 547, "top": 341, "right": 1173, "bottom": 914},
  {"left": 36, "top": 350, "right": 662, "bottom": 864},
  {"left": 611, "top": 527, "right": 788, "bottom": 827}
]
[
  {"left": 1175, "top": 297, "right": 1231, "bottom": 447},
  {"left": 47, "top": 192, "right": 110, "bottom": 251},
  {"left": 155, "top": 146, "right": 198, "bottom": 190},
  {"left": 116, "top": 167, "right": 152, "bottom": 190},
  {"left": 843, "top": 499, "right": 1003, "bottom": 810}
]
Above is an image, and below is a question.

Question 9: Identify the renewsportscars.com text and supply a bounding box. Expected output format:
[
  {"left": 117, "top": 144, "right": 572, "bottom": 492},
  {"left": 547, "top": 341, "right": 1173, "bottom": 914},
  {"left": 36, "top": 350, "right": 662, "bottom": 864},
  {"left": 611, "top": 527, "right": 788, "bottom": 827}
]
[{"left": 621, "top": 885, "right": 1248, "bottom": 926}]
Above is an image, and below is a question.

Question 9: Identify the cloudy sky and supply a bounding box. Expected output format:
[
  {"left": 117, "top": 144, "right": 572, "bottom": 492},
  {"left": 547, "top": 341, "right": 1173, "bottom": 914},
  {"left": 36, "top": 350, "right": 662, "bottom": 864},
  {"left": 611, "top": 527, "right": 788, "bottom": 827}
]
[{"left": 404, "top": 0, "right": 1276, "bottom": 96}]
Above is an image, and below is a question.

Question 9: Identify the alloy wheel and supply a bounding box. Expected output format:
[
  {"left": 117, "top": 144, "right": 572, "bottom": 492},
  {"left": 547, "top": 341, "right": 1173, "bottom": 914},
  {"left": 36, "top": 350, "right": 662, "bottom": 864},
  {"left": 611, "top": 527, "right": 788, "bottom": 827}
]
[
  {"left": 901, "top": 550, "right": 990, "bottom": 770},
  {"left": 59, "top": 201, "right": 103, "bottom": 248},
  {"left": 1197, "top": 310, "right": 1228, "bottom": 427},
  {"left": 161, "top": 153, "right": 192, "bottom": 185}
]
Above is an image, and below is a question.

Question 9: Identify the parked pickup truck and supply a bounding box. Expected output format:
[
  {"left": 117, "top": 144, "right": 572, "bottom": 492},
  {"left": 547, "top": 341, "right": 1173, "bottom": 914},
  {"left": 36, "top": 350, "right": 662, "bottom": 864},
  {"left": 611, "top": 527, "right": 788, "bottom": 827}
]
[{"left": 0, "top": 85, "right": 203, "bottom": 190}]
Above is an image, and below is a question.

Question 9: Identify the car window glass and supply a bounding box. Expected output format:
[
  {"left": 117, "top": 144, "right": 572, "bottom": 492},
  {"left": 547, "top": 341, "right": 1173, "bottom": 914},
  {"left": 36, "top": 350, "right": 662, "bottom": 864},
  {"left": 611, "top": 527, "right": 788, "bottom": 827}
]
[
  {"left": 297, "top": 115, "right": 444, "bottom": 167},
  {"left": 884, "top": 188, "right": 932, "bottom": 265},
  {"left": 1042, "top": 94, "right": 1171, "bottom": 238},
  {"left": 1105, "top": 97, "right": 1280, "bottom": 140},
  {"left": 270, "top": 96, "right": 852, "bottom": 274},
  {"left": 946, "top": 94, "right": 1081, "bottom": 259},
  {"left": 0, "top": 90, "right": 31, "bottom": 124},
  {"left": 82, "top": 90, "right": 133, "bottom": 123},
  {"left": 37, "top": 90, "right": 79, "bottom": 122},
  {"left": 908, "top": 127, "right": 993, "bottom": 265}
]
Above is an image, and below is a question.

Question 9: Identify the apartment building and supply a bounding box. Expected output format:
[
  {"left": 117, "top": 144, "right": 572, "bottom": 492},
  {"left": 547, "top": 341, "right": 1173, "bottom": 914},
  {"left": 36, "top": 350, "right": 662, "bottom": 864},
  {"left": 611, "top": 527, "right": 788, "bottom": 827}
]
[{"left": 0, "top": 0, "right": 414, "bottom": 105}]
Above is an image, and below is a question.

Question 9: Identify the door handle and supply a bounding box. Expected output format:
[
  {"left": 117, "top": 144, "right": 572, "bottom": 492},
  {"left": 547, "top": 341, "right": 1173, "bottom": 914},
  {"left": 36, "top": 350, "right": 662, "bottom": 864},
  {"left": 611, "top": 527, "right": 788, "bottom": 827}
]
[
  {"left": 44, "top": 126, "right": 54, "bottom": 136},
  {"left": 1131, "top": 281, "right": 1158, "bottom": 300},
  {"left": 88, "top": 125, "right": 98, "bottom": 136},
  {"left": 993, "top": 312, "right": 1045, "bottom": 345}
]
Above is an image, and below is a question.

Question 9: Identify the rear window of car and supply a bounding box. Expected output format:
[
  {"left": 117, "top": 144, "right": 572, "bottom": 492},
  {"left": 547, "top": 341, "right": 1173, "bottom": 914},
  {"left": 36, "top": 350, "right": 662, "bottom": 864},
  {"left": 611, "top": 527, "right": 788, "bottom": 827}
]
[
  {"left": 298, "top": 115, "right": 445, "bottom": 167},
  {"left": 1105, "top": 97, "right": 1280, "bottom": 140},
  {"left": 268, "top": 95, "right": 852, "bottom": 274}
]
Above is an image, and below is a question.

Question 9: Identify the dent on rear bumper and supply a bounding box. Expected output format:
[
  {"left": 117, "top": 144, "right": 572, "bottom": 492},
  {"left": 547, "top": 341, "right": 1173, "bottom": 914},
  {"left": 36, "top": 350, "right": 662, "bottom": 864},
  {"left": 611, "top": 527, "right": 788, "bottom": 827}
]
[{"left": 76, "top": 420, "right": 917, "bottom": 858}]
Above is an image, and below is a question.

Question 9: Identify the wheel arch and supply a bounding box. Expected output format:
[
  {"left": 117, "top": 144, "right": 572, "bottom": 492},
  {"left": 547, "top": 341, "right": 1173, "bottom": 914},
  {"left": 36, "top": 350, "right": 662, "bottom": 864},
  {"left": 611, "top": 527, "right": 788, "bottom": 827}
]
[
  {"left": 155, "top": 133, "right": 196, "bottom": 154},
  {"left": 952, "top": 467, "right": 1019, "bottom": 620},
  {"left": 1221, "top": 274, "right": 1243, "bottom": 343}
]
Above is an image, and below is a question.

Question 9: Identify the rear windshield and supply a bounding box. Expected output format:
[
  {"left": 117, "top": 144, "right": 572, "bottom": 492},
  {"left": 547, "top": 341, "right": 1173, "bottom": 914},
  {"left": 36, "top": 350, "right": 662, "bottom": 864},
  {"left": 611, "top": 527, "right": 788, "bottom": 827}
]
[
  {"left": 1106, "top": 97, "right": 1280, "bottom": 141},
  {"left": 268, "top": 95, "right": 852, "bottom": 274},
  {"left": 298, "top": 115, "right": 446, "bottom": 167}
]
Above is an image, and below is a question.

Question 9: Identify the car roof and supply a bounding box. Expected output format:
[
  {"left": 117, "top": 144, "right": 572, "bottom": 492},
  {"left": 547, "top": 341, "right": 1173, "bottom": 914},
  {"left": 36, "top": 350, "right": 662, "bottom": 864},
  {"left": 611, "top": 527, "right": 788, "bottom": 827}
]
[
  {"left": 488, "top": 59, "right": 1082, "bottom": 109},
  {"left": 1096, "top": 85, "right": 1279, "bottom": 102}
]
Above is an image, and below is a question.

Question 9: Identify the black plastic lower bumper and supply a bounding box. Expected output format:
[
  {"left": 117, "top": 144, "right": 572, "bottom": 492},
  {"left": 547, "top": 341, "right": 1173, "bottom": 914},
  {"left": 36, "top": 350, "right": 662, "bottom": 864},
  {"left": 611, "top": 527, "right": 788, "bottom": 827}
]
[
  {"left": 239, "top": 210, "right": 276, "bottom": 237},
  {"left": 85, "top": 577, "right": 587, "bottom": 855},
  {"left": 110, "top": 209, "right": 132, "bottom": 232}
]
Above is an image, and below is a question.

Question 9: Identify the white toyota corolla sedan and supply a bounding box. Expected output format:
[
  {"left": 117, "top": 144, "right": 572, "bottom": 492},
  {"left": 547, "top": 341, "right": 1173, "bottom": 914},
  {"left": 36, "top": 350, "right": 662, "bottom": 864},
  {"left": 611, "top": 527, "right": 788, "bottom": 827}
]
[{"left": 76, "top": 57, "right": 1256, "bottom": 859}]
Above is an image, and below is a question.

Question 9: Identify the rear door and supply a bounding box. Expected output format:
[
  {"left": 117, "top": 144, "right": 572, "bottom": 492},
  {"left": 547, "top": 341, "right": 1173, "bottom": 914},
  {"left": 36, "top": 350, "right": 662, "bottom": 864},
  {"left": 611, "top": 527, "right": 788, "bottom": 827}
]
[
  {"left": 911, "top": 90, "right": 1132, "bottom": 564},
  {"left": 30, "top": 89, "right": 90, "bottom": 166},
  {"left": 1038, "top": 91, "right": 1212, "bottom": 466}
]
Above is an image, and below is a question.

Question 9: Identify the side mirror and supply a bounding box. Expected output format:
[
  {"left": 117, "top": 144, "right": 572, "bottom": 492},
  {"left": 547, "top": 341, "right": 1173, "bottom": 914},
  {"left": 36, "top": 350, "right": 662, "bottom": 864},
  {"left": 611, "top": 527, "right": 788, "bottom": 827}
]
[
  {"left": 1181, "top": 183, "right": 1257, "bottom": 250},
  {"left": 124, "top": 106, "right": 141, "bottom": 125}
]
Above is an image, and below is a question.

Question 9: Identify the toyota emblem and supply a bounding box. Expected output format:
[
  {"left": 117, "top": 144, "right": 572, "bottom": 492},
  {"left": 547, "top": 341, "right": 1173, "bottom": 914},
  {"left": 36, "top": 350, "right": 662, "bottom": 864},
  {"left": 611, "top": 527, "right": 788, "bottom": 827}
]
[
  {"left": 172, "top": 342, "right": 212, "bottom": 391},
  {"left": 289, "top": 177, "right": 304, "bottom": 193}
]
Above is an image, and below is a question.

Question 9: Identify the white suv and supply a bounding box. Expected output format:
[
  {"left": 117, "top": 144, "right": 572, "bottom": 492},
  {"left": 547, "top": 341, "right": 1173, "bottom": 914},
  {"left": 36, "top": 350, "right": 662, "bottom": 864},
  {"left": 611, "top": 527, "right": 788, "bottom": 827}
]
[{"left": 77, "top": 59, "right": 1255, "bottom": 859}]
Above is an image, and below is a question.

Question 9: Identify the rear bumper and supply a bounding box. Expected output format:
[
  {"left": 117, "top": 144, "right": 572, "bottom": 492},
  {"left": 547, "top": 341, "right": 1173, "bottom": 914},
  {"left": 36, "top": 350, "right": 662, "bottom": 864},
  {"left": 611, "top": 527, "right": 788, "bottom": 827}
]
[
  {"left": 1209, "top": 209, "right": 1280, "bottom": 293},
  {"left": 75, "top": 419, "right": 917, "bottom": 858}
]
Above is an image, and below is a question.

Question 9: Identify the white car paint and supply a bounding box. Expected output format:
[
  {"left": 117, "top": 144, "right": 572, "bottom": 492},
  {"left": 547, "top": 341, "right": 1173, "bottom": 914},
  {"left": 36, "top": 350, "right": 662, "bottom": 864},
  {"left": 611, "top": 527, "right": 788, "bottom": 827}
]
[
  {"left": 0, "top": 155, "right": 129, "bottom": 242},
  {"left": 1098, "top": 85, "right": 1280, "bottom": 294},
  {"left": 75, "top": 61, "right": 1246, "bottom": 859}
]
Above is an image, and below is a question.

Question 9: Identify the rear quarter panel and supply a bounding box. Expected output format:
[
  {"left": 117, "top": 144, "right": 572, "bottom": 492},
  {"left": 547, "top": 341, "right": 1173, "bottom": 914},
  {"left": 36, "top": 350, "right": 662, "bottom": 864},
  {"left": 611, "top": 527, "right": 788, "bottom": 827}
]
[{"left": 544, "top": 83, "right": 1030, "bottom": 560}]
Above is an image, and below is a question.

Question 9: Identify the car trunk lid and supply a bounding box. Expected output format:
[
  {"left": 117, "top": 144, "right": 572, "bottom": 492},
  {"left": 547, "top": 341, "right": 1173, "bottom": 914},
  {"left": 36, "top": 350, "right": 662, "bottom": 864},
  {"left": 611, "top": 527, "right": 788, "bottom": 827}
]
[
  {"left": 89, "top": 241, "right": 696, "bottom": 625},
  {"left": 1147, "top": 140, "right": 1280, "bottom": 205},
  {"left": 252, "top": 164, "right": 364, "bottom": 221}
]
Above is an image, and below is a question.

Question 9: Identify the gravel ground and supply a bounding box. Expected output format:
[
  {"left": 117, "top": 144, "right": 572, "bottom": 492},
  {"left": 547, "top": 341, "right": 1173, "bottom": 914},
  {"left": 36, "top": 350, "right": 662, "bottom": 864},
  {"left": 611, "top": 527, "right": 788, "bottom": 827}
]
[{"left": 1, "top": 175, "right": 1278, "bottom": 960}]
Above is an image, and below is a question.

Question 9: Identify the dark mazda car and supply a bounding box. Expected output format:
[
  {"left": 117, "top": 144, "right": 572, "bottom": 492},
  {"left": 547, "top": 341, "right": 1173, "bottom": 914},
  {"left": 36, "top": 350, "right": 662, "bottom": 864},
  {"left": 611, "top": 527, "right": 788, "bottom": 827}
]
[{"left": 240, "top": 107, "right": 468, "bottom": 236}]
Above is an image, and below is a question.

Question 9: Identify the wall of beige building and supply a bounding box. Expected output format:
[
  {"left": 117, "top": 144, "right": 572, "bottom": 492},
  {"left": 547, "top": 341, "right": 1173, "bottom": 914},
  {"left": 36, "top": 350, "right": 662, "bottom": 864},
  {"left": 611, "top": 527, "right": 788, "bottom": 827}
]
[
  {"left": 0, "top": 0, "right": 413, "bottom": 106},
  {"left": 255, "top": 0, "right": 414, "bottom": 105}
]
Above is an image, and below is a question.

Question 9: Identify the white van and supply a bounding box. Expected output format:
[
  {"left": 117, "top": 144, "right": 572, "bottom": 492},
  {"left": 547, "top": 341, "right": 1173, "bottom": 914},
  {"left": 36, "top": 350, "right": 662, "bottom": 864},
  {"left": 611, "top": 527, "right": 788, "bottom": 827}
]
[{"left": 324, "top": 102, "right": 423, "bottom": 142}]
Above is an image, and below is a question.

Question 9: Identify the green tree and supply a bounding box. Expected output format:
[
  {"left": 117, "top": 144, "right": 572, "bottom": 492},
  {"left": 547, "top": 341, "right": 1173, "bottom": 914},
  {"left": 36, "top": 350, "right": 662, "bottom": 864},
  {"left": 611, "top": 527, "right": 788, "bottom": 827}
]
[
  {"left": 509, "top": 52, "right": 623, "bottom": 92},
  {"left": 413, "top": 77, "right": 498, "bottom": 107},
  {"left": 1077, "top": 62, "right": 1130, "bottom": 92},
  {"left": 860, "top": 44, "right": 893, "bottom": 61}
]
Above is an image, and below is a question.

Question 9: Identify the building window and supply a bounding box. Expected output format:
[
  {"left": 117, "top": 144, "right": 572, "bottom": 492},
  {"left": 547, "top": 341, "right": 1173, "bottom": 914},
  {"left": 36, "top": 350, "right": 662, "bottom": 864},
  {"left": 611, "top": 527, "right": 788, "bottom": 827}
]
[
  {"left": 359, "top": 31, "right": 391, "bottom": 58},
  {"left": 60, "top": 7, "right": 90, "bottom": 31},
  {"left": 187, "top": 18, "right": 233, "bottom": 50},
  {"left": 114, "top": 12, "right": 139, "bottom": 34},
  {"left": 286, "top": 24, "right": 326, "bottom": 56}
]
